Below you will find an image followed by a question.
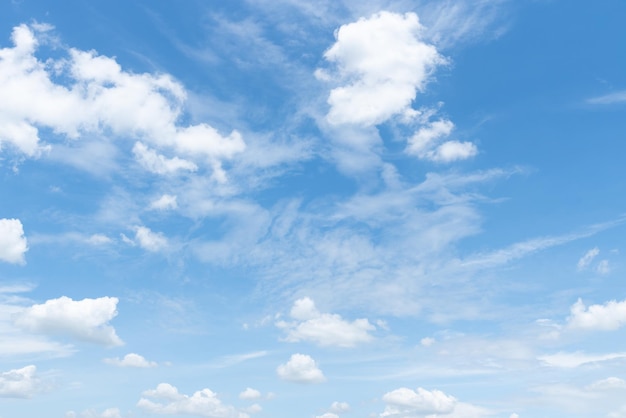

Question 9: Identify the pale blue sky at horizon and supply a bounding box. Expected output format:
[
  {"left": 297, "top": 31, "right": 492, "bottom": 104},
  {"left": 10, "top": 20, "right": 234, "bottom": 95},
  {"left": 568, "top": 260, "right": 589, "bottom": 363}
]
[{"left": 1, "top": 1, "right": 626, "bottom": 417}]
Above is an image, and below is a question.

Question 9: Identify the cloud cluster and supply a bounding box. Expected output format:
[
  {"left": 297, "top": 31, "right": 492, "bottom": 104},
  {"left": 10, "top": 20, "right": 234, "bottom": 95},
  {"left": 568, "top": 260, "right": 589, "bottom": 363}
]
[
  {"left": 0, "top": 23, "right": 244, "bottom": 180},
  {"left": 276, "top": 297, "right": 375, "bottom": 347},
  {"left": 276, "top": 353, "right": 325, "bottom": 384},
  {"left": 137, "top": 383, "right": 247, "bottom": 418},
  {"left": 380, "top": 387, "right": 457, "bottom": 417},
  {"left": 0, "top": 218, "right": 28, "bottom": 264},
  {"left": 13, "top": 296, "right": 123, "bottom": 346}
]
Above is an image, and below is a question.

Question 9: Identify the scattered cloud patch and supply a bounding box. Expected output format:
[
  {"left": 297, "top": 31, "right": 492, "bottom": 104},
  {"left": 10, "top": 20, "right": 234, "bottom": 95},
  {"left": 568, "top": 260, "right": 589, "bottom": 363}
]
[
  {"left": 149, "top": 194, "right": 178, "bottom": 211},
  {"left": 0, "top": 365, "right": 41, "bottom": 398},
  {"left": 137, "top": 383, "right": 247, "bottom": 418},
  {"left": 132, "top": 142, "right": 198, "bottom": 175},
  {"left": 577, "top": 247, "right": 599, "bottom": 270},
  {"left": 587, "top": 377, "right": 626, "bottom": 391},
  {"left": 329, "top": 401, "right": 350, "bottom": 413},
  {"left": 321, "top": 11, "right": 446, "bottom": 126},
  {"left": 0, "top": 218, "right": 28, "bottom": 264},
  {"left": 103, "top": 353, "right": 157, "bottom": 368},
  {"left": 276, "top": 297, "right": 375, "bottom": 347},
  {"left": 66, "top": 408, "right": 122, "bottom": 418},
  {"left": 238, "top": 388, "right": 261, "bottom": 400},
  {"left": 276, "top": 353, "right": 325, "bottom": 384},
  {"left": 13, "top": 296, "right": 123, "bottom": 346},
  {"left": 538, "top": 351, "right": 626, "bottom": 368},
  {"left": 587, "top": 90, "right": 626, "bottom": 105},
  {"left": 133, "top": 226, "right": 168, "bottom": 252},
  {"left": 420, "top": 337, "right": 435, "bottom": 347},
  {"left": 405, "top": 119, "right": 477, "bottom": 162},
  {"left": 567, "top": 298, "right": 626, "bottom": 331},
  {"left": 596, "top": 259, "right": 610, "bottom": 275},
  {"left": 380, "top": 387, "right": 457, "bottom": 417}
]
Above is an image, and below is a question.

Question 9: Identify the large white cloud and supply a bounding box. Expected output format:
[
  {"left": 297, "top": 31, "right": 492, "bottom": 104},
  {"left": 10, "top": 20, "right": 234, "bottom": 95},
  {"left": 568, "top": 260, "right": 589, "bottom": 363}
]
[
  {"left": 276, "top": 353, "right": 325, "bottom": 384},
  {"left": 0, "top": 218, "right": 28, "bottom": 264},
  {"left": 567, "top": 298, "right": 626, "bottom": 331},
  {"left": 380, "top": 387, "right": 457, "bottom": 417},
  {"left": 321, "top": 11, "right": 446, "bottom": 126},
  {"left": 103, "top": 353, "right": 157, "bottom": 368},
  {"left": 276, "top": 297, "right": 375, "bottom": 347},
  {"left": 0, "top": 23, "right": 244, "bottom": 179},
  {"left": 0, "top": 365, "right": 41, "bottom": 398},
  {"left": 13, "top": 296, "right": 123, "bottom": 346},
  {"left": 137, "top": 383, "right": 247, "bottom": 418}
]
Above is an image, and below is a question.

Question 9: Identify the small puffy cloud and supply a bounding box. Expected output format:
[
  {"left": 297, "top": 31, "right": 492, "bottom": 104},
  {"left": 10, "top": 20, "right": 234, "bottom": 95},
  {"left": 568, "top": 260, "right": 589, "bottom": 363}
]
[
  {"left": 420, "top": 337, "right": 435, "bottom": 347},
  {"left": 13, "top": 296, "right": 123, "bottom": 346},
  {"left": 149, "top": 194, "right": 178, "bottom": 211},
  {"left": 133, "top": 226, "right": 168, "bottom": 252},
  {"left": 133, "top": 142, "right": 197, "bottom": 175},
  {"left": 577, "top": 247, "right": 599, "bottom": 270},
  {"left": 567, "top": 298, "right": 626, "bottom": 331},
  {"left": 276, "top": 297, "right": 375, "bottom": 347},
  {"left": 276, "top": 353, "right": 325, "bottom": 384},
  {"left": 329, "top": 401, "right": 350, "bottom": 413},
  {"left": 380, "top": 387, "right": 457, "bottom": 417},
  {"left": 86, "top": 234, "right": 112, "bottom": 245},
  {"left": 0, "top": 365, "right": 40, "bottom": 398},
  {"left": 0, "top": 218, "right": 28, "bottom": 264},
  {"left": 103, "top": 353, "right": 157, "bottom": 368},
  {"left": 321, "top": 11, "right": 446, "bottom": 126},
  {"left": 587, "top": 377, "right": 626, "bottom": 391},
  {"left": 137, "top": 383, "right": 247, "bottom": 418},
  {"left": 238, "top": 388, "right": 261, "bottom": 400},
  {"left": 406, "top": 120, "right": 476, "bottom": 162}
]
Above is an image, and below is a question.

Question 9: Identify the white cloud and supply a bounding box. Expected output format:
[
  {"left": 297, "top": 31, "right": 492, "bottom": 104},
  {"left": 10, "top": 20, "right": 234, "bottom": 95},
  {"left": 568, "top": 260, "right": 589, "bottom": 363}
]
[
  {"left": 587, "top": 90, "right": 626, "bottom": 105},
  {"left": 137, "top": 383, "right": 247, "bottom": 418},
  {"left": 13, "top": 296, "right": 123, "bottom": 346},
  {"left": 276, "top": 353, "right": 325, "bottom": 384},
  {"left": 66, "top": 408, "right": 122, "bottom": 418},
  {"left": 133, "top": 226, "right": 168, "bottom": 252},
  {"left": 538, "top": 351, "right": 626, "bottom": 368},
  {"left": 420, "top": 337, "right": 435, "bottom": 347},
  {"left": 321, "top": 11, "right": 446, "bottom": 126},
  {"left": 0, "top": 365, "right": 41, "bottom": 398},
  {"left": 380, "top": 387, "right": 457, "bottom": 417},
  {"left": 316, "top": 414, "right": 338, "bottom": 418},
  {"left": 276, "top": 297, "right": 375, "bottom": 347},
  {"left": 567, "top": 298, "right": 626, "bottom": 331},
  {"left": 406, "top": 119, "right": 477, "bottom": 162},
  {"left": 103, "top": 353, "right": 157, "bottom": 368},
  {"left": 597, "top": 259, "right": 610, "bottom": 275},
  {"left": 238, "top": 388, "right": 261, "bottom": 400},
  {"left": 329, "top": 401, "right": 350, "bottom": 413},
  {"left": 133, "top": 142, "right": 197, "bottom": 175},
  {"left": 149, "top": 194, "right": 178, "bottom": 211},
  {"left": 86, "top": 234, "right": 113, "bottom": 245},
  {"left": 0, "top": 23, "right": 244, "bottom": 180},
  {"left": 0, "top": 218, "right": 28, "bottom": 264},
  {"left": 577, "top": 247, "right": 599, "bottom": 270},
  {"left": 587, "top": 377, "right": 626, "bottom": 391}
]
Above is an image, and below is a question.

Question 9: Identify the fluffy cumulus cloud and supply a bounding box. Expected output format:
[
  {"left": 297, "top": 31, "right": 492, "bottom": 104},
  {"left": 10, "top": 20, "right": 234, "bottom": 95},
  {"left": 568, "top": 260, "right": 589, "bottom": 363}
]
[
  {"left": 131, "top": 226, "right": 168, "bottom": 252},
  {"left": 406, "top": 119, "right": 477, "bottom": 162},
  {"left": 276, "top": 297, "right": 375, "bottom": 347},
  {"left": 0, "top": 218, "right": 28, "bottom": 264},
  {"left": 103, "top": 353, "right": 157, "bottom": 368},
  {"left": 137, "top": 383, "right": 247, "bottom": 418},
  {"left": 13, "top": 296, "right": 123, "bottom": 346},
  {"left": 329, "top": 401, "right": 350, "bottom": 413},
  {"left": 567, "top": 298, "right": 626, "bottom": 331},
  {"left": 0, "top": 23, "right": 244, "bottom": 180},
  {"left": 149, "top": 194, "right": 179, "bottom": 211},
  {"left": 0, "top": 365, "right": 41, "bottom": 398},
  {"left": 321, "top": 11, "right": 446, "bottom": 126},
  {"left": 380, "top": 387, "right": 457, "bottom": 417},
  {"left": 276, "top": 353, "right": 325, "bottom": 384}
]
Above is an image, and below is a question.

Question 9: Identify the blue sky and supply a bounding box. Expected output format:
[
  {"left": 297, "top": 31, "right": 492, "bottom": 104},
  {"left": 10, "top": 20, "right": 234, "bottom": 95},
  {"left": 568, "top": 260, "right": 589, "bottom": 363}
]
[{"left": 1, "top": 0, "right": 626, "bottom": 417}]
